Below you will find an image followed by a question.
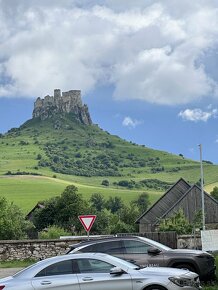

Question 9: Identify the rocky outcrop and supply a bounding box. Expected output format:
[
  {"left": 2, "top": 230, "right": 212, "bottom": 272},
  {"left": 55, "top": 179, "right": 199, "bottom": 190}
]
[{"left": 32, "top": 89, "right": 92, "bottom": 125}]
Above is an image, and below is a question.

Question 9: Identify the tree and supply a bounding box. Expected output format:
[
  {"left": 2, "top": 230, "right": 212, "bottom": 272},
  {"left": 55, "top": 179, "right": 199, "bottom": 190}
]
[
  {"left": 118, "top": 204, "right": 139, "bottom": 232},
  {"left": 54, "top": 185, "right": 89, "bottom": 231},
  {"left": 132, "top": 192, "right": 149, "bottom": 214},
  {"left": 106, "top": 196, "right": 123, "bottom": 213},
  {"left": 91, "top": 209, "right": 114, "bottom": 234},
  {"left": 32, "top": 185, "right": 90, "bottom": 232},
  {"left": 110, "top": 220, "right": 134, "bottom": 234},
  {"left": 33, "top": 197, "right": 59, "bottom": 231},
  {"left": 210, "top": 186, "right": 218, "bottom": 201},
  {"left": 90, "top": 193, "right": 106, "bottom": 211},
  {"left": 0, "top": 197, "right": 33, "bottom": 239},
  {"left": 159, "top": 209, "right": 192, "bottom": 234}
]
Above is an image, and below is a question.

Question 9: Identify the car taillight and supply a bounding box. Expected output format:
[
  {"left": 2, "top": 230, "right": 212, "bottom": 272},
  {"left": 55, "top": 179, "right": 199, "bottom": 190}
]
[{"left": 0, "top": 286, "right": 5, "bottom": 289}]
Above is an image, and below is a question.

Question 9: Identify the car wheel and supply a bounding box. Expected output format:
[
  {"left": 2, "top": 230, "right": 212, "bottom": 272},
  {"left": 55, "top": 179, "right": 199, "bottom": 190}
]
[
  {"left": 174, "top": 264, "right": 196, "bottom": 273},
  {"left": 145, "top": 285, "right": 167, "bottom": 290}
]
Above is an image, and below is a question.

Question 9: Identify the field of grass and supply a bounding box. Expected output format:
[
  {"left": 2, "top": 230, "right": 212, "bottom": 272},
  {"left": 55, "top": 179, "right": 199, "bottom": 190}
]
[
  {"left": 0, "top": 175, "right": 162, "bottom": 214},
  {"left": 0, "top": 115, "right": 218, "bottom": 213}
]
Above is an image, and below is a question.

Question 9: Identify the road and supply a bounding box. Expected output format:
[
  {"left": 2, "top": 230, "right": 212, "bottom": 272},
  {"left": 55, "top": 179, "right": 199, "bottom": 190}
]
[{"left": 0, "top": 268, "right": 23, "bottom": 278}]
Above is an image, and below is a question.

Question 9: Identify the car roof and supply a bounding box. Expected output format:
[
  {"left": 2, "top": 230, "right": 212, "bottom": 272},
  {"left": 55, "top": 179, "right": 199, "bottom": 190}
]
[
  {"left": 70, "top": 235, "right": 144, "bottom": 248},
  {"left": 14, "top": 252, "right": 112, "bottom": 278}
]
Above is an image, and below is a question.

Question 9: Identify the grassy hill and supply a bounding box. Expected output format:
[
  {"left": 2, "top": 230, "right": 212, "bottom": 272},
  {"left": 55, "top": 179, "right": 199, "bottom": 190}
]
[{"left": 0, "top": 114, "right": 217, "bottom": 213}]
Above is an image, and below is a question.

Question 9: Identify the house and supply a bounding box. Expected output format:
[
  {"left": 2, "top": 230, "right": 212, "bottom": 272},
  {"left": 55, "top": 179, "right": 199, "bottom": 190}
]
[
  {"left": 136, "top": 178, "right": 218, "bottom": 232},
  {"left": 26, "top": 202, "right": 45, "bottom": 221}
]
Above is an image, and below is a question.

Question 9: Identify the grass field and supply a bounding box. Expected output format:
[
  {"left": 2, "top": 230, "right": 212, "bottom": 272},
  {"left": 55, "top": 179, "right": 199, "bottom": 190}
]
[
  {"left": 0, "top": 175, "right": 162, "bottom": 213},
  {"left": 0, "top": 171, "right": 215, "bottom": 215},
  {"left": 1, "top": 115, "right": 218, "bottom": 213}
]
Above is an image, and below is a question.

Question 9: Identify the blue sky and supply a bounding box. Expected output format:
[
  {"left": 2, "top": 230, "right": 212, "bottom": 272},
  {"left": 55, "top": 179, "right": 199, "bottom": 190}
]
[{"left": 0, "top": 0, "right": 218, "bottom": 164}]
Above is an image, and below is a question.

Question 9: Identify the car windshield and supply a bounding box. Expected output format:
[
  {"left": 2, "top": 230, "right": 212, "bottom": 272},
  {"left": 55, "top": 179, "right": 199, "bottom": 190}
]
[
  {"left": 108, "top": 255, "right": 141, "bottom": 269},
  {"left": 138, "top": 237, "right": 171, "bottom": 251}
]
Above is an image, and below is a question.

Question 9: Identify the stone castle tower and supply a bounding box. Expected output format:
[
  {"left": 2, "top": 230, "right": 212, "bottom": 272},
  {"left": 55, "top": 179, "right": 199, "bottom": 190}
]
[{"left": 32, "top": 89, "right": 92, "bottom": 125}]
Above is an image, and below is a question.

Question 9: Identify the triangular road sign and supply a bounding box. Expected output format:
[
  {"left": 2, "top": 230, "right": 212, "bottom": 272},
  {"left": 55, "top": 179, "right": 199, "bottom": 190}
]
[{"left": 78, "top": 215, "right": 96, "bottom": 232}]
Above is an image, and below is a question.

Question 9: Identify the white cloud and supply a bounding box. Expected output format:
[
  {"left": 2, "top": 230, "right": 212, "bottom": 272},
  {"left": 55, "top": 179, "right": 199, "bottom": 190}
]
[
  {"left": 0, "top": 0, "right": 218, "bottom": 105},
  {"left": 122, "top": 116, "right": 142, "bottom": 128},
  {"left": 178, "top": 108, "right": 218, "bottom": 122}
]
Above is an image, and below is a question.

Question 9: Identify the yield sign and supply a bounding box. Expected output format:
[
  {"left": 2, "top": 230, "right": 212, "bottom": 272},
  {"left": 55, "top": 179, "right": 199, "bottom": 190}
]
[{"left": 78, "top": 215, "right": 96, "bottom": 232}]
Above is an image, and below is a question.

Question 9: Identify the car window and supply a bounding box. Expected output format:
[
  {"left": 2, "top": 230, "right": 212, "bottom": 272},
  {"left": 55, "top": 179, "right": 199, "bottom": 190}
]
[
  {"left": 82, "top": 241, "right": 122, "bottom": 254},
  {"left": 35, "top": 260, "right": 73, "bottom": 277},
  {"left": 138, "top": 237, "right": 170, "bottom": 250},
  {"left": 123, "top": 240, "right": 150, "bottom": 254},
  {"left": 76, "top": 258, "right": 114, "bottom": 273}
]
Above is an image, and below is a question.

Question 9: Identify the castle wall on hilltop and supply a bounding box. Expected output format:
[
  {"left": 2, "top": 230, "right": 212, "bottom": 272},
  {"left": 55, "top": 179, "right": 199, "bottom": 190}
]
[{"left": 32, "top": 89, "right": 92, "bottom": 125}]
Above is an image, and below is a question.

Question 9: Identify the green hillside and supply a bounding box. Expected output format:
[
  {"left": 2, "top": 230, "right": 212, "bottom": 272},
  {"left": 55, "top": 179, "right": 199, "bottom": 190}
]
[{"left": 0, "top": 114, "right": 217, "bottom": 213}]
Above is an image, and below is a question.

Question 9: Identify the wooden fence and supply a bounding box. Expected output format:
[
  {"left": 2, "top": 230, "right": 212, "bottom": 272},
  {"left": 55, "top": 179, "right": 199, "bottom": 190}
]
[{"left": 117, "top": 232, "right": 177, "bottom": 248}]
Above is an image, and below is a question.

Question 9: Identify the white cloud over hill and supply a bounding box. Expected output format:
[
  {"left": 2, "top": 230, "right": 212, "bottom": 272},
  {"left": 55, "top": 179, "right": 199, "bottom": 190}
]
[{"left": 0, "top": 0, "right": 218, "bottom": 105}]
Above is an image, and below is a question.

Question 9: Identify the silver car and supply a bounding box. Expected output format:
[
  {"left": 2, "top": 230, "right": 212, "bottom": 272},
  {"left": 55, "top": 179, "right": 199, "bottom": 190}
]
[{"left": 0, "top": 253, "right": 201, "bottom": 290}]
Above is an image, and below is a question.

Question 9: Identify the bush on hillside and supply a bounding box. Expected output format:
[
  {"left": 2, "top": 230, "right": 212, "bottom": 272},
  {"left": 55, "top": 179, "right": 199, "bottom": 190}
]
[
  {"left": 5, "top": 171, "right": 42, "bottom": 176},
  {"left": 101, "top": 179, "right": 109, "bottom": 186},
  {"left": 19, "top": 140, "right": 29, "bottom": 145}
]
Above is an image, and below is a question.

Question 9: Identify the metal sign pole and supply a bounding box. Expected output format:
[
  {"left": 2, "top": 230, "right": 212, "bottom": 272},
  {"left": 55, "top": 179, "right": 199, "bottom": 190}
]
[{"left": 199, "top": 144, "right": 205, "bottom": 230}]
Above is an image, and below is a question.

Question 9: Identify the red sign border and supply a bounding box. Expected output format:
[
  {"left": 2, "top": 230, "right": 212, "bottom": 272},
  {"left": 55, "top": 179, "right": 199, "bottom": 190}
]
[{"left": 78, "top": 215, "right": 96, "bottom": 232}]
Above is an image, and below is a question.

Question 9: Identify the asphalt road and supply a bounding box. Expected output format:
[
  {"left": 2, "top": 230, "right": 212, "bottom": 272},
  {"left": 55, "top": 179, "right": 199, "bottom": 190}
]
[{"left": 0, "top": 268, "right": 23, "bottom": 278}]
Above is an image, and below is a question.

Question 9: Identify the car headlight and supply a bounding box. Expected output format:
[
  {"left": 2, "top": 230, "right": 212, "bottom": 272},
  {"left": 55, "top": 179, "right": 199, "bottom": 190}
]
[{"left": 169, "top": 276, "right": 199, "bottom": 288}]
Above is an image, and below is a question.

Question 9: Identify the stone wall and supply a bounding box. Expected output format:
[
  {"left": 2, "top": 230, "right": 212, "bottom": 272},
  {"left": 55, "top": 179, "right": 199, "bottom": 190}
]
[
  {"left": 0, "top": 235, "right": 203, "bottom": 262},
  {"left": 0, "top": 239, "right": 80, "bottom": 261},
  {"left": 177, "top": 235, "right": 202, "bottom": 250}
]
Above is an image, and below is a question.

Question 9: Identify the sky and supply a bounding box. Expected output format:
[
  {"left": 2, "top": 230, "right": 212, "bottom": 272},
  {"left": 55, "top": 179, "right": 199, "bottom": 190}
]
[{"left": 0, "top": 0, "right": 218, "bottom": 163}]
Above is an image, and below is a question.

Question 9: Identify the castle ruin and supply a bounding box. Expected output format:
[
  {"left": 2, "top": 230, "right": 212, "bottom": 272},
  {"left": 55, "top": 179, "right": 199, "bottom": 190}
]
[{"left": 32, "top": 89, "right": 92, "bottom": 125}]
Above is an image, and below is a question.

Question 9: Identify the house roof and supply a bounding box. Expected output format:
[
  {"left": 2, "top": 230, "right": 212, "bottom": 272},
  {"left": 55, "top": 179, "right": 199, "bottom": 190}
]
[
  {"left": 136, "top": 178, "right": 218, "bottom": 226},
  {"left": 136, "top": 178, "right": 191, "bottom": 224},
  {"left": 153, "top": 184, "right": 218, "bottom": 225},
  {"left": 26, "top": 202, "right": 45, "bottom": 220}
]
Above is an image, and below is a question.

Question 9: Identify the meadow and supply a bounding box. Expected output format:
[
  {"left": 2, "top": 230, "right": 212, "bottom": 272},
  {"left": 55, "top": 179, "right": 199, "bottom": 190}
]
[{"left": 0, "top": 116, "right": 218, "bottom": 214}]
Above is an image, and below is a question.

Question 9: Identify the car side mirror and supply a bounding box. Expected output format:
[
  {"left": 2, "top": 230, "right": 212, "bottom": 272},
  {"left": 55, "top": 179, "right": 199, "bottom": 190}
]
[
  {"left": 110, "top": 267, "right": 125, "bottom": 275},
  {"left": 147, "top": 247, "right": 161, "bottom": 255}
]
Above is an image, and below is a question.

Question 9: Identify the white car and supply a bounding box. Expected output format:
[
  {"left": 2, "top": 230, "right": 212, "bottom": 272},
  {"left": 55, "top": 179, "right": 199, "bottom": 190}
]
[{"left": 0, "top": 252, "right": 201, "bottom": 290}]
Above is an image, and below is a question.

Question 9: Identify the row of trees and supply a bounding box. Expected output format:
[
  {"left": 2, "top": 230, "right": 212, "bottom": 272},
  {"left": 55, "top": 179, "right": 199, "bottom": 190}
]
[
  {"left": 1, "top": 185, "right": 218, "bottom": 240},
  {"left": 32, "top": 185, "right": 150, "bottom": 235},
  {"left": 0, "top": 185, "right": 150, "bottom": 239}
]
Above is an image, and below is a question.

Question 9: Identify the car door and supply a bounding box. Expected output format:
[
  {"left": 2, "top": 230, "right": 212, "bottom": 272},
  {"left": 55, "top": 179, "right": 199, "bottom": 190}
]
[
  {"left": 75, "top": 258, "right": 132, "bottom": 290},
  {"left": 122, "top": 239, "right": 164, "bottom": 268},
  {"left": 31, "top": 259, "right": 80, "bottom": 290}
]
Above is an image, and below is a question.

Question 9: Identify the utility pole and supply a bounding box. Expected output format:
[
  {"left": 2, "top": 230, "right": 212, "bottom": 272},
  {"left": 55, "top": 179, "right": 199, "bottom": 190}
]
[{"left": 199, "top": 144, "right": 205, "bottom": 230}]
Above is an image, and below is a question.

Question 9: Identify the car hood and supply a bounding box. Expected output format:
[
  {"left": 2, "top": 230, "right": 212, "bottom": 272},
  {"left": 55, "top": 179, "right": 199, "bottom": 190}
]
[
  {"left": 167, "top": 249, "right": 211, "bottom": 256},
  {"left": 139, "top": 267, "right": 196, "bottom": 277}
]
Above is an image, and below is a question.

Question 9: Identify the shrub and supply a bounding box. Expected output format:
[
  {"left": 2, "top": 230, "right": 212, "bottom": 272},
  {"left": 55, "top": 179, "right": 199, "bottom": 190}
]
[
  {"left": 38, "top": 225, "right": 71, "bottom": 239},
  {"left": 36, "top": 154, "right": 42, "bottom": 160},
  {"left": 19, "top": 140, "right": 29, "bottom": 145},
  {"left": 101, "top": 179, "right": 109, "bottom": 186}
]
